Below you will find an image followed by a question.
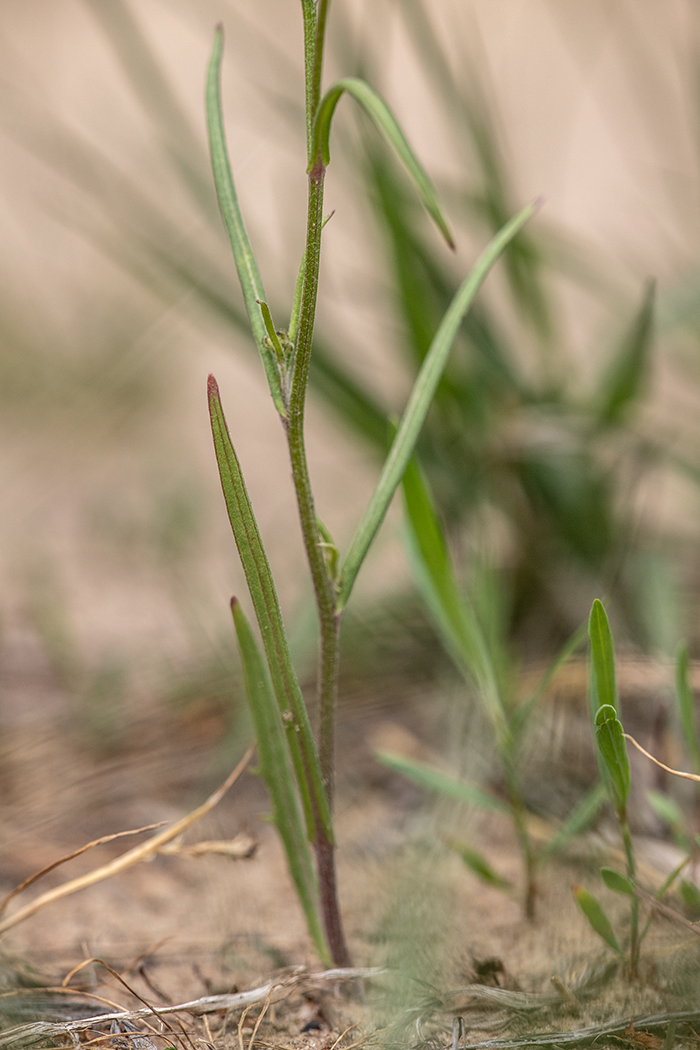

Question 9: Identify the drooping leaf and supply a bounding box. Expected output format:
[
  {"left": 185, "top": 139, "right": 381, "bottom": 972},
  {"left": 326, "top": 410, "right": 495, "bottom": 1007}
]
[
  {"left": 338, "top": 200, "right": 538, "bottom": 611},
  {"left": 231, "top": 599, "right": 330, "bottom": 966},
  {"left": 208, "top": 376, "right": 332, "bottom": 841},
  {"left": 600, "top": 867, "right": 635, "bottom": 897},
  {"left": 376, "top": 751, "right": 510, "bottom": 816},
  {"left": 311, "top": 77, "right": 454, "bottom": 248},
  {"left": 573, "top": 885, "right": 623, "bottom": 958}
]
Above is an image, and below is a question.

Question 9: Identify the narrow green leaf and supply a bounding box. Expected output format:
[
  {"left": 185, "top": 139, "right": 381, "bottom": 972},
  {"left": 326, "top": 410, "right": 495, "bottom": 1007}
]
[
  {"left": 448, "top": 839, "right": 512, "bottom": 890},
  {"left": 231, "top": 599, "right": 331, "bottom": 966},
  {"left": 596, "top": 281, "right": 654, "bottom": 428},
  {"left": 337, "top": 200, "right": 538, "bottom": 611},
  {"left": 675, "top": 643, "right": 700, "bottom": 774},
  {"left": 646, "top": 789, "right": 686, "bottom": 835},
  {"left": 573, "top": 885, "right": 623, "bottom": 957},
  {"left": 401, "top": 454, "right": 506, "bottom": 740},
  {"left": 680, "top": 880, "right": 700, "bottom": 920},
  {"left": 205, "top": 28, "right": 286, "bottom": 417},
  {"left": 257, "top": 301, "right": 286, "bottom": 364},
  {"left": 588, "top": 599, "right": 618, "bottom": 714},
  {"left": 600, "top": 867, "right": 636, "bottom": 897},
  {"left": 539, "top": 782, "right": 607, "bottom": 860},
  {"left": 208, "top": 375, "right": 332, "bottom": 841},
  {"left": 311, "top": 77, "right": 455, "bottom": 248},
  {"left": 376, "top": 751, "right": 510, "bottom": 816},
  {"left": 512, "top": 621, "right": 588, "bottom": 740},
  {"left": 595, "top": 704, "right": 631, "bottom": 815}
]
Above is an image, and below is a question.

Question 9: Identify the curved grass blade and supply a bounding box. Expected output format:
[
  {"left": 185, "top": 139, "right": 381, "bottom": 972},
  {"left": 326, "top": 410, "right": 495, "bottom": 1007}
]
[
  {"left": 375, "top": 752, "right": 510, "bottom": 816},
  {"left": 206, "top": 28, "right": 286, "bottom": 417},
  {"left": 401, "top": 453, "right": 506, "bottom": 741},
  {"left": 208, "top": 375, "right": 332, "bottom": 841},
  {"left": 573, "top": 885, "right": 624, "bottom": 958},
  {"left": 311, "top": 76, "right": 455, "bottom": 248},
  {"left": 231, "top": 598, "right": 331, "bottom": 966},
  {"left": 337, "top": 201, "right": 538, "bottom": 612},
  {"left": 539, "top": 782, "right": 607, "bottom": 861}
]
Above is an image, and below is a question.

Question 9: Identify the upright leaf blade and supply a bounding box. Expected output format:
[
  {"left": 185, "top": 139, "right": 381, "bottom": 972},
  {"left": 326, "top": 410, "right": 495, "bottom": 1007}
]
[
  {"left": 676, "top": 643, "right": 700, "bottom": 774},
  {"left": 206, "top": 28, "right": 286, "bottom": 417},
  {"left": 208, "top": 375, "right": 332, "bottom": 840},
  {"left": 231, "top": 599, "right": 331, "bottom": 966},
  {"left": 589, "top": 599, "right": 618, "bottom": 714},
  {"left": 337, "top": 200, "right": 538, "bottom": 611},
  {"left": 595, "top": 704, "right": 631, "bottom": 816},
  {"left": 312, "top": 77, "right": 454, "bottom": 248},
  {"left": 596, "top": 281, "right": 654, "bottom": 428}
]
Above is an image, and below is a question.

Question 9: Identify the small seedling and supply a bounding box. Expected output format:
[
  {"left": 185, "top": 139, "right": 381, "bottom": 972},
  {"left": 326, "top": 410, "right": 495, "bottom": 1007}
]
[{"left": 205, "top": 1, "right": 536, "bottom": 963}]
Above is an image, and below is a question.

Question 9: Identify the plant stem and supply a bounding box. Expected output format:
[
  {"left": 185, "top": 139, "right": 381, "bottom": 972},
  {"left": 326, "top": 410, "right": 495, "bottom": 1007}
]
[
  {"left": 280, "top": 0, "right": 350, "bottom": 967},
  {"left": 622, "top": 816, "right": 639, "bottom": 977},
  {"left": 504, "top": 759, "right": 537, "bottom": 919}
]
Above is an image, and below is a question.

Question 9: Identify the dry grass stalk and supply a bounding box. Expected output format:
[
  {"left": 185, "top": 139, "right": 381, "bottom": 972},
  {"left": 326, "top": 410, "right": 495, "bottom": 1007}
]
[{"left": 0, "top": 743, "right": 255, "bottom": 938}]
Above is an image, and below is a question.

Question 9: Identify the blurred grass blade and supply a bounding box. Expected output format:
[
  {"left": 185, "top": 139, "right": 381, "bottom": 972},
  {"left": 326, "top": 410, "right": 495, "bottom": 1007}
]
[
  {"left": 596, "top": 281, "right": 655, "bottom": 428},
  {"left": 338, "top": 200, "right": 538, "bottom": 611},
  {"left": 595, "top": 704, "right": 631, "bottom": 816},
  {"left": 208, "top": 375, "right": 332, "bottom": 840},
  {"left": 573, "top": 885, "right": 623, "bottom": 958},
  {"left": 448, "top": 839, "right": 512, "bottom": 890},
  {"left": 83, "top": 0, "right": 214, "bottom": 215},
  {"left": 512, "top": 622, "right": 588, "bottom": 739},
  {"left": 589, "top": 599, "right": 618, "bottom": 714},
  {"left": 231, "top": 599, "right": 331, "bottom": 966},
  {"left": 646, "top": 789, "right": 686, "bottom": 838},
  {"left": 206, "top": 28, "right": 286, "bottom": 417},
  {"left": 312, "top": 77, "right": 455, "bottom": 248},
  {"left": 600, "top": 867, "right": 635, "bottom": 897},
  {"left": 400, "top": 454, "right": 506, "bottom": 739},
  {"left": 676, "top": 643, "right": 700, "bottom": 774},
  {"left": 376, "top": 751, "right": 510, "bottom": 816},
  {"left": 539, "top": 782, "right": 607, "bottom": 860}
]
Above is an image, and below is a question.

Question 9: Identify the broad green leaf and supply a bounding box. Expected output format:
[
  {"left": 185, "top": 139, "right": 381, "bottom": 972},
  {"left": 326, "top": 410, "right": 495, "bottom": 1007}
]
[
  {"left": 595, "top": 704, "right": 631, "bottom": 816},
  {"left": 573, "top": 885, "right": 623, "bottom": 958},
  {"left": 401, "top": 454, "right": 506, "bottom": 740},
  {"left": 675, "top": 643, "right": 700, "bottom": 774},
  {"left": 311, "top": 77, "right": 454, "bottom": 248},
  {"left": 206, "top": 29, "right": 286, "bottom": 417},
  {"left": 600, "top": 867, "right": 635, "bottom": 897},
  {"left": 588, "top": 599, "right": 618, "bottom": 714},
  {"left": 376, "top": 751, "right": 510, "bottom": 816},
  {"left": 448, "top": 839, "right": 512, "bottom": 890},
  {"left": 539, "top": 782, "right": 607, "bottom": 860},
  {"left": 337, "top": 200, "right": 538, "bottom": 611},
  {"left": 596, "top": 281, "right": 654, "bottom": 428},
  {"left": 231, "top": 599, "right": 331, "bottom": 966},
  {"left": 208, "top": 376, "right": 332, "bottom": 841}
]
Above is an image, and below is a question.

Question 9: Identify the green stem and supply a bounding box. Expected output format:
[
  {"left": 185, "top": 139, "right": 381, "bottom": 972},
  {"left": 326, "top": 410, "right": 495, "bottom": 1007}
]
[
  {"left": 621, "top": 815, "right": 639, "bottom": 977},
  {"left": 282, "top": 0, "right": 349, "bottom": 967},
  {"left": 504, "top": 759, "right": 537, "bottom": 920}
]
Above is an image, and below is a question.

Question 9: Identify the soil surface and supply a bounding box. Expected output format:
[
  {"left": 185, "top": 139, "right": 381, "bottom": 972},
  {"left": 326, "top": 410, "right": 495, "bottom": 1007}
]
[{"left": 1, "top": 656, "right": 700, "bottom": 1050}]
